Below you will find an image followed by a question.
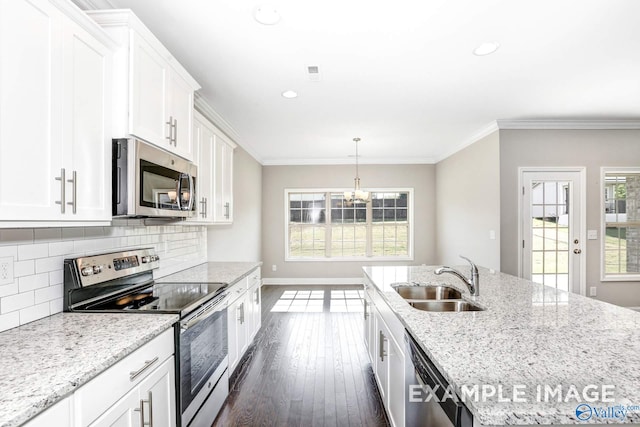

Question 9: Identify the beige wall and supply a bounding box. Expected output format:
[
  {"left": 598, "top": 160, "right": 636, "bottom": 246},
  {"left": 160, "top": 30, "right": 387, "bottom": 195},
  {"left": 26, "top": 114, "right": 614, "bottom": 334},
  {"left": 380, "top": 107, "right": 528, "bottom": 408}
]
[
  {"left": 499, "top": 129, "right": 640, "bottom": 307},
  {"left": 436, "top": 131, "right": 501, "bottom": 270},
  {"left": 261, "top": 164, "right": 436, "bottom": 280},
  {"left": 208, "top": 146, "right": 262, "bottom": 262}
]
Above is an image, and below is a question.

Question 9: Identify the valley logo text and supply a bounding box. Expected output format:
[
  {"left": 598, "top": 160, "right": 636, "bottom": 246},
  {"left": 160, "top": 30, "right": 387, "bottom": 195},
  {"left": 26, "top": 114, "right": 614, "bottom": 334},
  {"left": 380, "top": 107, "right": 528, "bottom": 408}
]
[
  {"left": 575, "top": 403, "right": 640, "bottom": 422},
  {"left": 408, "top": 384, "right": 616, "bottom": 404}
]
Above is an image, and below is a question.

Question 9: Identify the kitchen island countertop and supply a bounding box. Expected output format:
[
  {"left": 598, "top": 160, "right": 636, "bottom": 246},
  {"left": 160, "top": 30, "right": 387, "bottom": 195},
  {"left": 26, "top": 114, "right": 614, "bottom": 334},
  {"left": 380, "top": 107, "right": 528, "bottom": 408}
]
[
  {"left": 363, "top": 265, "right": 640, "bottom": 425},
  {"left": 0, "top": 312, "right": 178, "bottom": 427}
]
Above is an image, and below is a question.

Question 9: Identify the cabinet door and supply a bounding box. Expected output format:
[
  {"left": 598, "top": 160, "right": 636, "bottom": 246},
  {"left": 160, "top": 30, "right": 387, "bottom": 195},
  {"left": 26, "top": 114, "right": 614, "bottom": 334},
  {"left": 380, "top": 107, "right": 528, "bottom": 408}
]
[
  {"left": 387, "top": 331, "right": 405, "bottom": 427},
  {"left": 166, "top": 68, "right": 194, "bottom": 160},
  {"left": 213, "top": 136, "right": 234, "bottom": 223},
  {"left": 363, "top": 291, "right": 376, "bottom": 365},
  {"left": 24, "top": 396, "right": 72, "bottom": 427},
  {"left": 374, "top": 313, "right": 389, "bottom": 403},
  {"left": 227, "top": 297, "right": 241, "bottom": 373},
  {"left": 188, "top": 113, "right": 214, "bottom": 224},
  {"left": 138, "top": 357, "right": 176, "bottom": 427},
  {"left": 88, "top": 386, "right": 140, "bottom": 427},
  {"left": 130, "top": 31, "right": 167, "bottom": 148},
  {"left": 0, "top": 0, "right": 65, "bottom": 221},
  {"left": 62, "top": 18, "right": 112, "bottom": 221}
]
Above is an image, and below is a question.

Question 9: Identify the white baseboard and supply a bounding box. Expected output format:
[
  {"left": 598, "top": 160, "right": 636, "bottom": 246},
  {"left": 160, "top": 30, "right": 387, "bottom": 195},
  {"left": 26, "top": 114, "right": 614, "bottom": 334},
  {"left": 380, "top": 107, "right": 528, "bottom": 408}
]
[{"left": 262, "top": 277, "right": 363, "bottom": 286}]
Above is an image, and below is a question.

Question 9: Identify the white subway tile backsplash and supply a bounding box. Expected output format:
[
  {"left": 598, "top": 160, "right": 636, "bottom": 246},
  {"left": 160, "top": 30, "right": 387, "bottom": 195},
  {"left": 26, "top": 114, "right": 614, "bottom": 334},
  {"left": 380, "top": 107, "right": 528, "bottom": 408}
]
[
  {"left": 0, "top": 229, "right": 34, "bottom": 245},
  {"left": 34, "top": 228, "right": 62, "bottom": 242},
  {"left": 0, "top": 312, "right": 19, "bottom": 331},
  {"left": 50, "top": 297, "right": 63, "bottom": 315},
  {"left": 49, "top": 241, "right": 74, "bottom": 257},
  {"left": 14, "top": 260, "right": 35, "bottom": 278},
  {"left": 18, "top": 244, "right": 48, "bottom": 261},
  {"left": 35, "top": 256, "right": 64, "bottom": 274},
  {"left": 19, "top": 302, "right": 50, "bottom": 324},
  {"left": 0, "top": 283, "right": 18, "bottom": 298},
  {"left": 1, "top": 291, "right": 34, "bottom": 314},
  {"left": 35, "top": 284, "right": 63, "bottom": 305},
  {"left": 18, "top": 273, "right": 49, "bottom": 293},
  {"left": 0, "top": 224, "right": 207, "bottom": 332},
  {"left": 49, "top": 270, "right": 63, "bottom": 286},
  {"left": 61, "top": 228, "right": 84, "bottom": 240}
]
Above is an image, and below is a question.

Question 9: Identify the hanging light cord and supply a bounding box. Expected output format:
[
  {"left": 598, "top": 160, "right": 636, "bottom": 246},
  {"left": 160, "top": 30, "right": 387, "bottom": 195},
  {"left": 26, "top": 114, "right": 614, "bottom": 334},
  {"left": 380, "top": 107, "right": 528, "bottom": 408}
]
[{"left": 354, "top": 137, "right": 361, "bottom": 187}]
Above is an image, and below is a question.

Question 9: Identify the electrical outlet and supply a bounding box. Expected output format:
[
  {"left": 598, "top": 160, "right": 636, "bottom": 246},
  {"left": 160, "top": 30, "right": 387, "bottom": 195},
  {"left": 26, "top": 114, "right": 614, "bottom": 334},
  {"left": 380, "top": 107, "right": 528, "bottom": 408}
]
[
  {"left": 272, "top": 264, "right": 277, "bottom": 272},
  {"left": 0, "top": 256, "right": 14, "bottom": 285},
  {"left": 589, "top": 286, "right": 597, "bottom": 297}
]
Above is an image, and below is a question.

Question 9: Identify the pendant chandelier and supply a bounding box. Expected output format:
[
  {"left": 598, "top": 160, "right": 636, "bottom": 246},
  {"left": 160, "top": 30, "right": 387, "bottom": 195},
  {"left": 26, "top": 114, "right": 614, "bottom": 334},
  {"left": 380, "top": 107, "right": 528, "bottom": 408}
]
[{"left": 343, "top": 137, "right": 370, "bottom": 204}]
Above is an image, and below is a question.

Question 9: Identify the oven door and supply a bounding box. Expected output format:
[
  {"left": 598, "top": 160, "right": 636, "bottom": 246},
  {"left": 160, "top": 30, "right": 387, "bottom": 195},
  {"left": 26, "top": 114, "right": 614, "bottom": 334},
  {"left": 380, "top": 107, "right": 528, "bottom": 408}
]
[{"left": 179, "top": 293, "right": 228, "bottom": 426}]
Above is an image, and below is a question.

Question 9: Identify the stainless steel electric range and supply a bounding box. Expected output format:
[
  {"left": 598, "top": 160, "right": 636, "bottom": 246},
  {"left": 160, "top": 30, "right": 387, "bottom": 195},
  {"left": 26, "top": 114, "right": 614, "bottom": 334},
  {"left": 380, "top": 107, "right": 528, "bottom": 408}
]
[{"left": 63, "top": 248, "right": 229, "bottom": 427}]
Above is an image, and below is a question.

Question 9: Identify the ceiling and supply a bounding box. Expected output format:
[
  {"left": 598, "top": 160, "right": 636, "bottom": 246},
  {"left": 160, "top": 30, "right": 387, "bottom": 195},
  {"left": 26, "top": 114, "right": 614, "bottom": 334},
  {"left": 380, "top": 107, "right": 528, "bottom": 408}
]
[{"left": 94, "top": 0, "right": 640, "bottom": 164}]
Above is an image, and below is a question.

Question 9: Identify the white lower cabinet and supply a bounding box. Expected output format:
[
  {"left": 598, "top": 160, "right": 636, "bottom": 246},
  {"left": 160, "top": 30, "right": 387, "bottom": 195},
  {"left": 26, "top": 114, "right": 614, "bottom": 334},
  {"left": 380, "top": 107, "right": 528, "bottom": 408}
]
[
  {"left": 227, "top": 268, "right": 262, "bottom": 375},
  {"left": 23, "top": 396, "right": 72, "bottom": 427},
  {"left": 364, "top": 280, "right": 405, "bottom": 427},
  {"left": 88, "top": 357, "right": 175, "bottom": 427},
  {"left": 75, "top": 328, "right": 176, "bottom": 427}
]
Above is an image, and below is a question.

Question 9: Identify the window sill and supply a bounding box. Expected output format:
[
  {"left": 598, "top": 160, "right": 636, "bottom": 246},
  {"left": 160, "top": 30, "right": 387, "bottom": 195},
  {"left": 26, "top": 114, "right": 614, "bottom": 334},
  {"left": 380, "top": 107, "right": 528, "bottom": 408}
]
[{"left": 600, "top": 274, "right": 640, "bottom": 282}]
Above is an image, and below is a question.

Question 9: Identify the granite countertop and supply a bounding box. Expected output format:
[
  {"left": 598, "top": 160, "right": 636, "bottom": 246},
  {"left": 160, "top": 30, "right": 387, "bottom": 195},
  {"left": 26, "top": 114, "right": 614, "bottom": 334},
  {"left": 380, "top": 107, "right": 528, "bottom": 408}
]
[
  {"left": 363, "top": 265, "right": 640, "bottom": 425},
  {"left": 155, "top": 261, "right": 262, "bottom": 285},
  {"left": 0, "top": 312, "right": 178, "bottom": 427}
]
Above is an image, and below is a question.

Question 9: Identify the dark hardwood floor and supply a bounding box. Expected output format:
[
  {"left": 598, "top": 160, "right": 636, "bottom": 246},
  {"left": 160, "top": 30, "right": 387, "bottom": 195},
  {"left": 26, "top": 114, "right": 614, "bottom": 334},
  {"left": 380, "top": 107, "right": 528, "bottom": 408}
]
[{"left": 213, "top": 285, "right": 389, "bottom": 427}]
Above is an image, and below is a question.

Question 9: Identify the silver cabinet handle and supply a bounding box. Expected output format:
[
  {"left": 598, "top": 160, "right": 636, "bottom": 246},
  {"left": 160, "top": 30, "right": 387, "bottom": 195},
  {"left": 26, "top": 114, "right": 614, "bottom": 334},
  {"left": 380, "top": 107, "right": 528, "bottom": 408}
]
[
  {"left": 364, "top": 300, "right": 369, "bottom": 319},
  {"left": 379, "top": 330, "right": 387, "bottom": 362},
  {"left": 129, "top": 356, "right": 159, "bottom": 381},
  {"left": 173, "top": 119, "right": 178, "bottom": 146},
  {"left": 55, "top": 168, "right": 66, "bottom": 213},
  {"left": 166, "top": 115, "right": 173, "bottom": 144},
  {"left": 66, "top": 170, "right": 77, "bottom": 214},
  {"left": 134, "top": 391, "right": 153, "bottom": 426},
  {"left": 200, "top": 198, "right": 206, "bottom": 218},
  {"left": 224, "top": 202, "right": 230, "bottom": 219},
  {"left": 204, "top": 197, "right": 207, "bottom": 218}
]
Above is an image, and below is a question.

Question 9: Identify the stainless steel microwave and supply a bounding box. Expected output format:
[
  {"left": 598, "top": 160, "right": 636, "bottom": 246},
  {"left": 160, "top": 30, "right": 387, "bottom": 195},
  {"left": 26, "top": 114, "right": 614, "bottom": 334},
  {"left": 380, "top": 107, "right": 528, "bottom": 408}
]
[{"left": 112, "top": 138, "right": 197, "bottom": 218}]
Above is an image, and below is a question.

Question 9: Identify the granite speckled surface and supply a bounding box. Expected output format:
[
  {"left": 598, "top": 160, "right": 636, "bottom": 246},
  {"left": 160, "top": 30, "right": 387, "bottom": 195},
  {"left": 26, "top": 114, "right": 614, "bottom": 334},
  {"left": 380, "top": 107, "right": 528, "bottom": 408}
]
[
  {"left": 363, "top": 265, "right": 640, "bottom": 425},
  {"left": 0, "top": 312, "right": 177, "bottom": 427},
  {"left": 155, "top": 261, "right": 262, "bottom": 285}
]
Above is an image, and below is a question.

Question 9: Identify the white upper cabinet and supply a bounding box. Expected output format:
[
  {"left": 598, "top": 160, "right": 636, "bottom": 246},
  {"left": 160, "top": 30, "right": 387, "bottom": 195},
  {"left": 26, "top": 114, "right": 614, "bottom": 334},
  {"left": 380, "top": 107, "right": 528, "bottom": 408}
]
[
  {"left": 213, "top": 131, "right": 235, "bottom": 223},
  {"left": 189, "top": 110, "right": 236, "bottom": 224},
  {"left": 0, "top": 0, "right": 113, "bottom": 226},
  {"left": 87, "top": 10, "right": 199, "bottom": 161}
]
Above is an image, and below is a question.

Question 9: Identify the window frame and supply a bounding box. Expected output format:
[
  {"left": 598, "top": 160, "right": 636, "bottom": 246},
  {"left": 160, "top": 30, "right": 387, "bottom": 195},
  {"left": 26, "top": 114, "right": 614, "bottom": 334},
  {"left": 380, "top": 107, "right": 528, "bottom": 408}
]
[
  {"left": 284, "top": 187, "right": 414, "bottom": 262},
  {"left": 600, "top": 167, "right": 640, "bottom": 281}
]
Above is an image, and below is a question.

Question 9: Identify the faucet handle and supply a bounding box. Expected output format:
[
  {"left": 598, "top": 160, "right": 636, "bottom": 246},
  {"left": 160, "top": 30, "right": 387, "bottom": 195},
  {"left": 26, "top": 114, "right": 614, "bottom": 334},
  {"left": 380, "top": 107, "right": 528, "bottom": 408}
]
[{"left": 459, "top": 255, "right": 478, "bottom": 272}]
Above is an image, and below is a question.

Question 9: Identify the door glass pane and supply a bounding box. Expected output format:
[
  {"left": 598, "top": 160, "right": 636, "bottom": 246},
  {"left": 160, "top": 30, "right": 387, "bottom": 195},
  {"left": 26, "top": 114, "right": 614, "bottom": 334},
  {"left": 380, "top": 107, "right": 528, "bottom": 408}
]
[{"left": 530, "top": 180, "right": 571, "bottom": 290}]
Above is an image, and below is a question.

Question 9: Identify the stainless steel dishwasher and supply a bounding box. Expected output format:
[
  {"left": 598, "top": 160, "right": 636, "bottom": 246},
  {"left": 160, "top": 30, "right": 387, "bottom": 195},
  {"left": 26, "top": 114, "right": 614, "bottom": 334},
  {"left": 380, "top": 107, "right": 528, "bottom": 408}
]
[{"left": 405, "top": 332, "right": 473, "bottom": 427}]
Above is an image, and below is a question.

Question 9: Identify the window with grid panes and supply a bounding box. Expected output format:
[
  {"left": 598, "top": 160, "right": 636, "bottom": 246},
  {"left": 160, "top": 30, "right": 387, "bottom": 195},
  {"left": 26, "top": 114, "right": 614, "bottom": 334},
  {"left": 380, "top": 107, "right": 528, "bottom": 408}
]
[
  {"left": 602, "top": 168, "right": 640, "bottom": 280},
  {"left": 286, "top": 190, "right": 412, "bottom": 260}
]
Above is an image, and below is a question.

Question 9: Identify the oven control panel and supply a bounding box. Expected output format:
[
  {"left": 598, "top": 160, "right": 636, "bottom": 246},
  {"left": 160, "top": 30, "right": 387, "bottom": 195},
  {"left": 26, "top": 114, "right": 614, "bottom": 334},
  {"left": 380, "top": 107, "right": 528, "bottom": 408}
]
[{"left": 71, "top": 248, "right": 160, "bottom": 287}]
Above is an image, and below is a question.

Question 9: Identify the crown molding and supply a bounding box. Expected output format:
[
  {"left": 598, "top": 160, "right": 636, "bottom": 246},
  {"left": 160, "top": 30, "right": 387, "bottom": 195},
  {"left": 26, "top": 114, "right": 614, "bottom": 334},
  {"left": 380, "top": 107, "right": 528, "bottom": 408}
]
[
  {"left": 70, "top": 0, "right": 116, "bottom": 10},
  {"left": 433, "top": 121, "right": 499, "bottom": 163},
  {"left": 261, "top": 156, "right": 436, "bottom": 166},
  {"left": 496, "top": 119, "right": 640, "bottom": 129},
  {"left": 193, "top": 93, "right": 263, "bottom": 163}
]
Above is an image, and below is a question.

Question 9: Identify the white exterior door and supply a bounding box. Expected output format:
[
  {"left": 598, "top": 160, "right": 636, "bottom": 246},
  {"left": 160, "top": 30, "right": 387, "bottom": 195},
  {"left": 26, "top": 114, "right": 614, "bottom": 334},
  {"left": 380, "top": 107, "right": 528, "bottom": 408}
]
[{"left": 521, "top": 169, "right": 585, "bottom": 295}]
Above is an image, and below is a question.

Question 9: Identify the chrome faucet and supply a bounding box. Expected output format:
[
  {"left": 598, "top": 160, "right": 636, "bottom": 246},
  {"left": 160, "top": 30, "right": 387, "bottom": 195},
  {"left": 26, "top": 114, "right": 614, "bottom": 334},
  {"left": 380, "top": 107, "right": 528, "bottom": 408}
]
[{"left": 434, "top": 255, "right": 480, "bottom": 297}]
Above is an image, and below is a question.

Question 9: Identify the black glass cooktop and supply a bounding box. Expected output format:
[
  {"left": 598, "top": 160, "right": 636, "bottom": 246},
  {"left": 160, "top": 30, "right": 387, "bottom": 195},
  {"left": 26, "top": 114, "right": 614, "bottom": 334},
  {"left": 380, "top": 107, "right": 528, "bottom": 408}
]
[{"left": 84, "top": 282, "right": 227, "bottom": 317}]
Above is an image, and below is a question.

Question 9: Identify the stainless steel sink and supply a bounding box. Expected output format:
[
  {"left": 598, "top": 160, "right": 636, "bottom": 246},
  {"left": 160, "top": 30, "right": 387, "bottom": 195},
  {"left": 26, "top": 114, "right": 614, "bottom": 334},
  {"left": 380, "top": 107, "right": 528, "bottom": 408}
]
[
  {"left": 408, "top": 300, "right": 484, "bottom": 312},
  {"left": 394, "top": 285, "right": 462, "bottom": 300}
]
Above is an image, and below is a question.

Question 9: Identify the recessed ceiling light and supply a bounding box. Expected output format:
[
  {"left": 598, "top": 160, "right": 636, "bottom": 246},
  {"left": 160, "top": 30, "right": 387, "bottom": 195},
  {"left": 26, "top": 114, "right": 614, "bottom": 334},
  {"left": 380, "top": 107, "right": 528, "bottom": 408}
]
[
  {"left": 254, "top": 5, "right": 280, "bottom": 25},
  {"left": 281, "top": 90, "right": 298, "bottom": 99},
  {"left": 473, "top": 42, "right": 500, "bottom": 56}
]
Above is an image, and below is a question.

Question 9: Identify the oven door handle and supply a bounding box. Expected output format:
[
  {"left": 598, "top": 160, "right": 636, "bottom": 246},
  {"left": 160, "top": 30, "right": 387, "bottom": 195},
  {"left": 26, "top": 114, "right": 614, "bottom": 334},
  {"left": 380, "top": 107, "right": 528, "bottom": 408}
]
[{"left": 181, "top": 294, "right": 228, "bottom": 333}]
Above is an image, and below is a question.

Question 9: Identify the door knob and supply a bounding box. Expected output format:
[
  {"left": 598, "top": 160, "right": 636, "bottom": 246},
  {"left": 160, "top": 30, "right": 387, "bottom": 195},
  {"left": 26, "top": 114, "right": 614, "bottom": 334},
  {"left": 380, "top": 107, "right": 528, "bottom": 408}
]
[{"left": 573, "top": 249, "right": 582, "bottom": 254}]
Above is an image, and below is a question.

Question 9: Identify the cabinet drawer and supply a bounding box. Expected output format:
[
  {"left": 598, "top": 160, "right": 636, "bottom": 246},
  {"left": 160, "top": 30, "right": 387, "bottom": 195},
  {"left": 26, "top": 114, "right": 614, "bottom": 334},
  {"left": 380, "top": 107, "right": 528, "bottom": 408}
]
[{"left": 74, "top": 327, "right": 175, "bottom": 426}]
